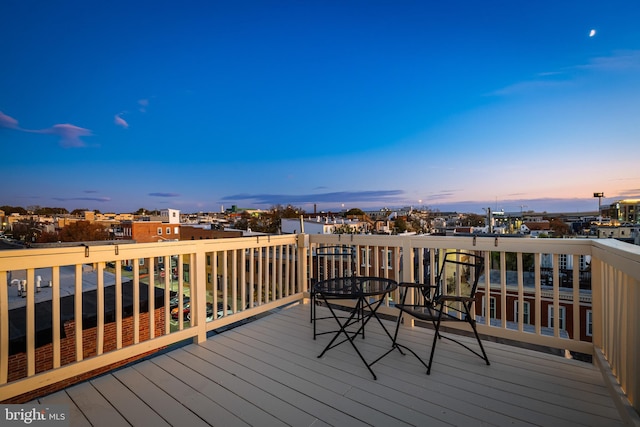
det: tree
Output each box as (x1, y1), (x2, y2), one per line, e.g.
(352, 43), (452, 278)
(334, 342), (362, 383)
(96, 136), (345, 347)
(345, 208), (365, 217)
(333, 223), (356, 234)
(58, 221), (109, 242)
(460, 213), (485, 227)
(34, 207), (68, 215)
(549, 218), (571, 237)
(246, 205), (306, 234)
(11, 220), (42, 243)
(37, 231), (61, 243)
(0, 205), (27, 215)
(394, 218), (408, 234)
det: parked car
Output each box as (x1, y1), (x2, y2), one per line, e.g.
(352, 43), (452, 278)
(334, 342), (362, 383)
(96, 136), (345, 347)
(170, 301), (191, 321)
(187, 302), (232, 322)
(169, 295), (189, 311)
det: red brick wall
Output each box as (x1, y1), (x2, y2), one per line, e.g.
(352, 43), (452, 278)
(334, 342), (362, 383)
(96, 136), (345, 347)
(3, 307), (166, 403)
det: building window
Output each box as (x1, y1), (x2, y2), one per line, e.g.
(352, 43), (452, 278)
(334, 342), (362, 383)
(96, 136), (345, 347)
(514, 300), (530, 324)
(174, 227), (179, 234)
(157, 227), (162, 235)
(166, 227), (171, 235)
(360, 248), (371, 267)
(157, 256), (163, 264)
(381, 249), (393, 269)
(483, 296), (496, 319)
(138, 258), (144, 266)
(586, 310), (593, 336)
(559, 254), (567, 270)
(548, 305), (566, 330)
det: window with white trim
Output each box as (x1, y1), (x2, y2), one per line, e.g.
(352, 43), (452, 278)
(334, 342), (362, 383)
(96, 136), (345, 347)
(166, 227), (171, 235)
(483, 296), (497, 319)
(157, 227), (162, 235)
(514, 300), (530, 324)
(548, 305), (566, 330)
(360, 248), (371, 267)
(586, 310), (593, 336)
(383, 249), (393, 270)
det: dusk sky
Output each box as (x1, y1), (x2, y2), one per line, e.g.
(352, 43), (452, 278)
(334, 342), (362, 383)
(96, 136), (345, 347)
(1, 1), (639, 215)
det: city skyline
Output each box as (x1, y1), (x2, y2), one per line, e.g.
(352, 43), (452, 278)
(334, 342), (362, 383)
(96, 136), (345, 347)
(1, 1), (639, 215)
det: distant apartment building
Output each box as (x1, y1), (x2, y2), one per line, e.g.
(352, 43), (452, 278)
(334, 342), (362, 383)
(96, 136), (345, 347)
(602, 199), (640, 224)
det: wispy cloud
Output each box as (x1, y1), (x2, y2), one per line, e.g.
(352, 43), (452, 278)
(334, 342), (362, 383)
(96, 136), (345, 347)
(32, 124), (92, 148)
(0, 111), (92, 147)
(491, 50), (640, 97)
(114, 114), (129, 129)
(576, 50), (640, 72)
(0, 111), (20, 129)
(149, 192), (180, 198)
(138, 99), (149, 113)
(53, 197), (111, 202)
(491, 79), (572, 96)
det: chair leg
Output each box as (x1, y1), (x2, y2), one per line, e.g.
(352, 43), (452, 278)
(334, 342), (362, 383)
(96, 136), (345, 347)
(469, 319), (490, 366)
(426, 310), (445, 375)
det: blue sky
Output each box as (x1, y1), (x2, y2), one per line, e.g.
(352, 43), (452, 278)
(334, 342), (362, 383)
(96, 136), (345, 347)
(1, 1), (639, 215)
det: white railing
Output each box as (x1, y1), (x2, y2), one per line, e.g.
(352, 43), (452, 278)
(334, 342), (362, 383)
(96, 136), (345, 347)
(0, 235), (306, 402)
(0, 233), (638, 417)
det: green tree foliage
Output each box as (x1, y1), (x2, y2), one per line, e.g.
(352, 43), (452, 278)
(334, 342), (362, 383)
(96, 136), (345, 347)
(34, 207), (69, 215)
(490, 251), (535, 272)
(0, 205), (28, 215)
(58, 221), (109, 242)
(333, 223), (356, 234)
(132, 208), (160, 215)
(247, 205), (306, 233)
(394, 218), (408, 233)
(345, 208), (365, 216)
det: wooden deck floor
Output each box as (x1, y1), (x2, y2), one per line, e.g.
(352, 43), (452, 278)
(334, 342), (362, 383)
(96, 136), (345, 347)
(31, 303), (622, 426)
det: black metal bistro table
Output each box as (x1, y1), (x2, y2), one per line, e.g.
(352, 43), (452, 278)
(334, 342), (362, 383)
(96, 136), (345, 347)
(314, 276), (401, 380)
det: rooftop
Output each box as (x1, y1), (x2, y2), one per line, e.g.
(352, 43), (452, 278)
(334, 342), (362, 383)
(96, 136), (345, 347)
(30, 303), (623, 426)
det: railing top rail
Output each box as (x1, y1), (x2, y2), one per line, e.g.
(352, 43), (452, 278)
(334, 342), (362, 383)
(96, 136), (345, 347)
(309, 234), (596, 254)
(0, 235), (300, 271)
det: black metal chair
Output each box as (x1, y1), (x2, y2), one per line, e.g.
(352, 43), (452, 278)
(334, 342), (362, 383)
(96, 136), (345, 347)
(311, 245), (357, 339)
(392, 251), (490, 374)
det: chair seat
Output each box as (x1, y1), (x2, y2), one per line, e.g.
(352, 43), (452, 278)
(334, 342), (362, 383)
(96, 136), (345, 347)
(396, 300), (473, 323)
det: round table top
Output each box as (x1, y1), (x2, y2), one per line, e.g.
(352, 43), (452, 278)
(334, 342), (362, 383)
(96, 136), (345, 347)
(314, 276), (397, 298)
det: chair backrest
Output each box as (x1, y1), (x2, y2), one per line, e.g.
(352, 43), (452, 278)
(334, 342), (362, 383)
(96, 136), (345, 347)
(433, 251), (484, 311)
(314, 245), (356, 282)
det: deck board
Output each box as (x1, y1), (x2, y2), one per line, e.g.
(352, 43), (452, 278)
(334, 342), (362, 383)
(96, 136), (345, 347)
(37, 390), (92, 427)
(30, 303), (623, 426)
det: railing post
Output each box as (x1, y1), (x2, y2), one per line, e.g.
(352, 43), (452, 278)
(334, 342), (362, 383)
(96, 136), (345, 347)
(401, 237), (416, 327)
(591, 256), (603, 349)
(297, 234), (309, 298)
(193, 244), (208, 344)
